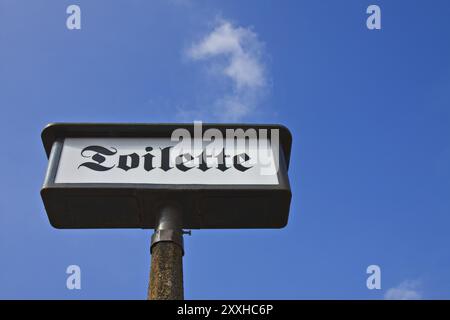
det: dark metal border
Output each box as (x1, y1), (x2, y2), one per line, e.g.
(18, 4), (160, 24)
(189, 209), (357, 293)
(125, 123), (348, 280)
(40, 123), (293, 229)
(41, 123), (292, 169)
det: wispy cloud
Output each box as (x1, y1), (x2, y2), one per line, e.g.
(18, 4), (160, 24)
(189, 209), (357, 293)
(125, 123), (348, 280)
(384, 280), (422, 300)
(186, 19), (268, 121)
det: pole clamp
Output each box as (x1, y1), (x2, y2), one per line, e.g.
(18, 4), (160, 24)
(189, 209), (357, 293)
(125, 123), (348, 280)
(151, 229), (184, 255)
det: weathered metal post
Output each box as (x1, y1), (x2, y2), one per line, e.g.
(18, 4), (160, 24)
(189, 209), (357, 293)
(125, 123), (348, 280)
(148, 203), (184, 300)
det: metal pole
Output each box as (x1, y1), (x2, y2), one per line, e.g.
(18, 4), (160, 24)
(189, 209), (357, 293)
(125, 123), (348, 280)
(147, 203), (184, 300)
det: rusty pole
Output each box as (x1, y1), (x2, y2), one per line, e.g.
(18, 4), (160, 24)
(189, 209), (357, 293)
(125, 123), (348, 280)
(147, 204), (184, 300)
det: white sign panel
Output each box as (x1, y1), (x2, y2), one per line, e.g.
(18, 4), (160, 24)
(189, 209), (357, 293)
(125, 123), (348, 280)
(55, 138), (279, 185)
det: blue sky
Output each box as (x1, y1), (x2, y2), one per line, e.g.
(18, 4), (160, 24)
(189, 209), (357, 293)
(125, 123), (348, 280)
(1, 0), (450, 299)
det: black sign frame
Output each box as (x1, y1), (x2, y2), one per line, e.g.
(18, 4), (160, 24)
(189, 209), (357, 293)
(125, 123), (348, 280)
(41, 123), (293, 229)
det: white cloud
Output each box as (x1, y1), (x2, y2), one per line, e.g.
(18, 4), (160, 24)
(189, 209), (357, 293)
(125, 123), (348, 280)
(384, 280), (422, 300)
(186, 20), (268, 121)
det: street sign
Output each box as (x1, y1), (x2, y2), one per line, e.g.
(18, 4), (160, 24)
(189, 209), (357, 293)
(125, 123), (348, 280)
(41, 123), (292, 229)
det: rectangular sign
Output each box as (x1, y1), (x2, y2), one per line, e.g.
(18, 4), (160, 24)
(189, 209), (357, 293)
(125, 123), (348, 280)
(40, 123), (292, 229)
(55, 137), (279, 185)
